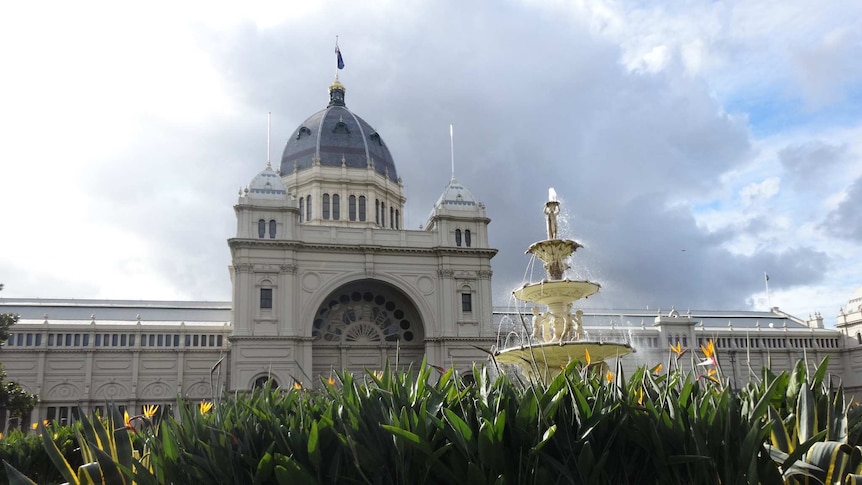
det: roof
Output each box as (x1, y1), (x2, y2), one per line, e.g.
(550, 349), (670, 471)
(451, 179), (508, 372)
(0, 298), (232, 323)
(246, 163), (288, 199)
(279, 81), (398, 182)
(433, 178), (480, 210)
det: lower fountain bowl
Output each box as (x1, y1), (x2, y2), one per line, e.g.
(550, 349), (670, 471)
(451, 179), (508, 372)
(494, 341), (634, 381)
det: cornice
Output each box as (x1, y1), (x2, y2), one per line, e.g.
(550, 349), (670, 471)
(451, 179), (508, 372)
(228, 238), (498, 257)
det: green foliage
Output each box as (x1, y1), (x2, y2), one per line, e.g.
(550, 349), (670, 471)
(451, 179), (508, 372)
(5, 356), (862, 484)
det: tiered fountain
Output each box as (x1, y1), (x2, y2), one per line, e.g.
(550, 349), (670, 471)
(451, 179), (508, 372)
(494, 189), (633, 381)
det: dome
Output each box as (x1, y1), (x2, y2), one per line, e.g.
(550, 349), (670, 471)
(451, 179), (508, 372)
(246, 163), (288, 199)
(433, 178), (479, 210)
(280, 81), (398, 182)
(846, 285), (862, 313)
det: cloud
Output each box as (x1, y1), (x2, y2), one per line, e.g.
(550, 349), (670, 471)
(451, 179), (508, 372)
(1, 0), (860, 322)
(778, 140), (848, 190)
(822, 177), (862, 242)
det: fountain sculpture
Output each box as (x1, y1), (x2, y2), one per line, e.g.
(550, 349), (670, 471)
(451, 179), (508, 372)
(494, 189), (633, 381)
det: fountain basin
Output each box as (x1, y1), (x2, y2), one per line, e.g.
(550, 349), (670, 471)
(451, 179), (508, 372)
(495, 341), (634, 378)
(513, 280), (600, 306)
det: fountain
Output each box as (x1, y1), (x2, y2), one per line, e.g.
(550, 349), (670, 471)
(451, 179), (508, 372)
(494, 188), (634, 381)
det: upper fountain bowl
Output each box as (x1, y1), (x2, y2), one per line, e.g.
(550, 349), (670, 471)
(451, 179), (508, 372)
(513, 279), (601, 306)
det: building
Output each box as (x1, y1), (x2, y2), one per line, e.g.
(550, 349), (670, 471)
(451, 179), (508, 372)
(2, 75), (862, 430)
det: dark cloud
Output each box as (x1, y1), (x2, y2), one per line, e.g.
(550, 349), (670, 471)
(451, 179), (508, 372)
(178, 1), (800, 310)
(822, 176), (862, 242)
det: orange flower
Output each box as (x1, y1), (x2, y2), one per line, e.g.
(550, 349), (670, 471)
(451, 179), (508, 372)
(669, 342), (688, 359)
(584, 348), (591, 366)
(293, 381), (303, 390)
(199, 401), (213, 414)
(43, 419), (50, 426)
(30, 422), (38, 430)
(698, 340), (717, 366)
(327, 376), (336, 386)
(124, 410), (132, 428)
(635, 388), (644, 405)
(653, 363), (663, 374)
(706, 368), (719, 383)
(143, 404), (159, 419)
(605, 370), (614, 383)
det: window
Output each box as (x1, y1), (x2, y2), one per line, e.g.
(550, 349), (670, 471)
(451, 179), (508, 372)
(217, 335), (223, 346)
(375, 199), (380, 224)
(269, 219), (276, 239)
(461, 293), (472, 312)
(455, 229), (462, 247)
(349, 195), (357, 221)
(94, 334), (100, 346)
(359, 196), (366, 221)
(333, 194), (340, 220)
(261, 288), (273, 309)
(390, 207), (394, 228)
(381, 203), (386, 226)
(395, 210), (400, 229)
(465, 229), (471, 247)
(323, 194), (330, 219)
(299, 197), (304, 222)
(306, 195), (311, 221)
(258, 219), (266, 238)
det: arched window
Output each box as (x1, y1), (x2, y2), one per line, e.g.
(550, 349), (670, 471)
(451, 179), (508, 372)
(857, 332), (861, 345)
(381, 203), (386, 227)
(269, 219), (276, 239)
(306, 195), (311, 221)
(455, 229), (462, 246)
(395, 209), (400, 229)
(323, 194), (331, 220)
(332, 194), (340, 220)
(299, 197), (304, 222)
(390, 207), (394, 228)
(258, 219), (266, 239)
(260, 288), (273, 309)
(375, 199), (380, 224)
(465, 229), (471, 247)
(349, 195), (357, 221)
(252, 376), (278, 391)
(461, 289), (472, 312)
(359, 196), (366, 221)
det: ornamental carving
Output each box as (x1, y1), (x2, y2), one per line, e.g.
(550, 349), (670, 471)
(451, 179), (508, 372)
(234, 263), (253, 273)
(437, 269), (454, 278)
(280, 264), (298, 274)
(477, 270), (493, 279)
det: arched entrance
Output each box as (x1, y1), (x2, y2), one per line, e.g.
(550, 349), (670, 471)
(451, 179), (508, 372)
(311, 279), (425, 379)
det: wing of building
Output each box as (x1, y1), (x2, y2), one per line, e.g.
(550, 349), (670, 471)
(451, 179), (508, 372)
(2, 76), (862, 430)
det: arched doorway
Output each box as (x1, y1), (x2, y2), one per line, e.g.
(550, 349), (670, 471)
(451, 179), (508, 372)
(311, 279), (425, 379)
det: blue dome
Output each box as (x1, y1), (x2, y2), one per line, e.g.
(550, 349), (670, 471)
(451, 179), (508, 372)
(280, 81), (398, 182)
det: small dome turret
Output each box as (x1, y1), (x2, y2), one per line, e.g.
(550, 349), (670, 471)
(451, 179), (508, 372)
(433, 178), (479, 210)
(246, 163), (288, 200)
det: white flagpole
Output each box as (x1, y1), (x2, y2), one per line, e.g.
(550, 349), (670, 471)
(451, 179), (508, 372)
(449, 124), (455, 180)
(764, 272), (771, 308)
(267, 112), (271, 167)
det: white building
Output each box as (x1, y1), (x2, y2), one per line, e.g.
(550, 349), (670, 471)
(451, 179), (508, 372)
(2, 77), (862, 430)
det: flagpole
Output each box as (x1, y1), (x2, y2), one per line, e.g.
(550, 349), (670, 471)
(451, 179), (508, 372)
(764, 272), (771, 308)
(335, 35), (339, 80)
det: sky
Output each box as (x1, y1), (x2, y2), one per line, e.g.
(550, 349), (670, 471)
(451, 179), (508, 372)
(1, 0), (861, 323)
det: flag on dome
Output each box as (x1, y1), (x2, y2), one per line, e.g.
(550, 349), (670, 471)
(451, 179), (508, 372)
(336, 46), (345, 70)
